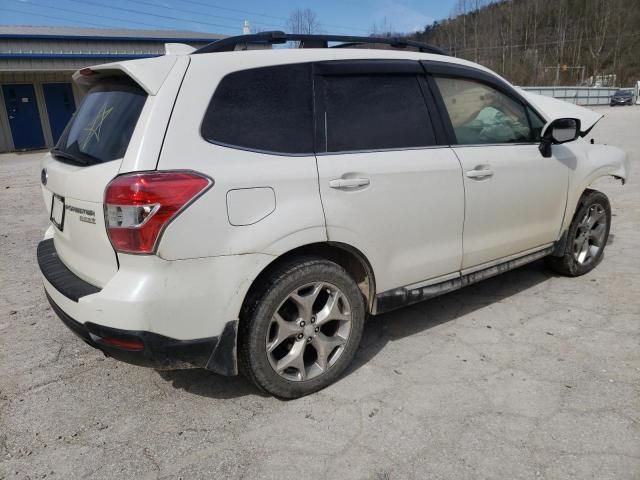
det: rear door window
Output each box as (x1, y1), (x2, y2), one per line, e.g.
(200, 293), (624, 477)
(320, 74), (436, 153)
(54, 77), (147, 165)
(201, 63), (314, 155)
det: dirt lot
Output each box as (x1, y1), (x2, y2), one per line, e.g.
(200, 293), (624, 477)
(1, 106), (639, 480)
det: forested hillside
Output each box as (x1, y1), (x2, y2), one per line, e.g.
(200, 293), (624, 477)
(411, 0), (640, 87)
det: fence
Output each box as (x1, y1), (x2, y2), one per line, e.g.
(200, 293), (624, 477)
(521, 86), (620, 106)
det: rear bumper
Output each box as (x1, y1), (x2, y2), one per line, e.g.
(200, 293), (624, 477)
(46, 292), (237, 373)
(47, 295), (238, 375)
(37, 239), (101, 302)
(38, 238), (243, 374)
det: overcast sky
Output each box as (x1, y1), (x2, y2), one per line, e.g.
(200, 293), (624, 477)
(1, 0), (458, 35)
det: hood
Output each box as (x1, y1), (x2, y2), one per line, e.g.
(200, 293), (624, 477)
(518, 89), (604, 137)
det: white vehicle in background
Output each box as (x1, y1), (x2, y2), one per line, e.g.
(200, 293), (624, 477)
(37, 32), (630, 398)
(636, 80), (640, 104)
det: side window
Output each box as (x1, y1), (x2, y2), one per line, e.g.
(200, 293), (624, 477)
(201, 63), (313, 154)
(434, 77), (534, 145)
(322, 74), (436, 152)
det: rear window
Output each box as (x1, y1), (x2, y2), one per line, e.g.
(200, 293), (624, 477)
(321, 74), (436, 153)
(53, 77), (146, 165)
(201, 63), (314, 155)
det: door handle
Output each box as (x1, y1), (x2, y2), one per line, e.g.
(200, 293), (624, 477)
(466, 168), (494, 179)
(329, 177), (370, 189)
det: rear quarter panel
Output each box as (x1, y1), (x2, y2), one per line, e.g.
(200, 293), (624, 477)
(156, 53), (327, 260)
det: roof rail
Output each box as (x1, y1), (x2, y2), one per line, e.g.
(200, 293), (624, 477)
(192, 31), (446, 55)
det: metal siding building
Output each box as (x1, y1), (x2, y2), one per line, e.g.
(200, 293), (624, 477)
(0, 26), (224, 153)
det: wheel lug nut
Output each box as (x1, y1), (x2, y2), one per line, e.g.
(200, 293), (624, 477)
(299, 320), (305, 327)
(311, 316), (316, 324)
(297, 333), (304, 340)
(307, 337), (312, 343)
(315, 327), (320, 333)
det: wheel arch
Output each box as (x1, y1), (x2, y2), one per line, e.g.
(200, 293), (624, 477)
(241, 242), (377, 316)
(560, 143), (628, 234)
(552, 187), (598, 256)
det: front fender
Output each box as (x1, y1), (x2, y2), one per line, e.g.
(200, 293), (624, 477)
(561, 141), (629, 232)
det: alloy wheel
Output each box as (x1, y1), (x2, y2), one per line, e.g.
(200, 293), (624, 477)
(266, 282), (352, 382)
(573, 203), (607, 265)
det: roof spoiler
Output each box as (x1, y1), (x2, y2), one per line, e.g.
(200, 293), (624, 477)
(165, 43), (195, 55)
(72, 55), (180, 95)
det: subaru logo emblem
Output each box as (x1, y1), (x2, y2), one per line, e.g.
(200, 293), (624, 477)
(41, 168), (48, 185)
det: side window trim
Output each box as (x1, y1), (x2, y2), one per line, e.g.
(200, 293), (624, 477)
(314, 59), (423, 76)
(416, 75), (449, 146)
(422, 61), (546, 146)
(312, 60), (449, 154)
(311, 62), (327, 154)
(423, 74), (457, 146)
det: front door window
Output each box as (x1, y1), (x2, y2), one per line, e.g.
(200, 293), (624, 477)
(434, 77), (534, 145)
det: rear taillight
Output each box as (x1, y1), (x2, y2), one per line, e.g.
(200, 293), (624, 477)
(104, 171), (212, 254)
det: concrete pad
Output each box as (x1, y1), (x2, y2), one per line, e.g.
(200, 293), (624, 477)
(0, 107), (638, 479)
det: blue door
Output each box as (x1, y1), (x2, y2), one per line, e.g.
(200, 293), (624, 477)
(43, 83), (76, 144)
(2, 84), (45, 150)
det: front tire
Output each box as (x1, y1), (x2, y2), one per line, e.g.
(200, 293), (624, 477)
(239, 257), (365, 399)
(546, 189), (611, 276)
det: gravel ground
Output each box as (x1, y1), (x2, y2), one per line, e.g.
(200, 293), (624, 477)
(1, 106), (639, 480)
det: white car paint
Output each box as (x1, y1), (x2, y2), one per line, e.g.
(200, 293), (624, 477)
(561, 139), (630, 233)
(316, 148), (464, 292)
(453, 143), (568, 268)
(40, 159), (120, 286)
(39, 47), (630, 348)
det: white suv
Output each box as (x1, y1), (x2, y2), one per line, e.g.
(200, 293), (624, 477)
(37, 33), (629, 398)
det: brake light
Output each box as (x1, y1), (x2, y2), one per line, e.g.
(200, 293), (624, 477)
(104, 171), (212, 254)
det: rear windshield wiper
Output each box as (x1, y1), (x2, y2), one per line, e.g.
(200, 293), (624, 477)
(50, 148), (91, 166)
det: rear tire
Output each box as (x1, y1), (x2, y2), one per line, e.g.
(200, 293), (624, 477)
(545, 189), (611, 276)
(238, 257), (365, 399)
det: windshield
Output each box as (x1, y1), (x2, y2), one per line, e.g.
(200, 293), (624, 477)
(615, 90), (631, 96)
(53, 77), (147, 165)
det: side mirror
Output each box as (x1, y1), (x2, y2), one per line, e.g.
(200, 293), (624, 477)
(539, 118), (581, 158)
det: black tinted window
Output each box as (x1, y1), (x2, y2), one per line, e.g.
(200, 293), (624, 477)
(54, 77), (146, 165)
(322, 74), (435, 152)
(202, 63), (313, 154)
